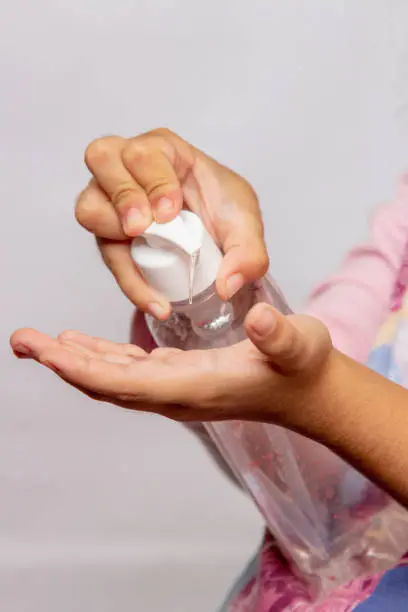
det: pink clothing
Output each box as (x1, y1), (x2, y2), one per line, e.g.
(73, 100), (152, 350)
(307, 175), (408, 362)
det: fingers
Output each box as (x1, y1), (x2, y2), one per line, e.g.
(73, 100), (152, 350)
(80, 130), (269, 306)
(83, 132), (189, 239)
(211, 181), (269, 299)
(11, 328), (64, 358)
(75, 180), (126, 241)
(121, 134), (183, 222)
(10, 328), (147, 394)
(60, 340), (135, 365)
(85, 136), (153, 236)
(216, 219), (269, 300)
(76, 179), (172, 313)
(10, 328), (187, 407)
(58, 330), (146, 359)
(245, 304), (320, 375)
(97, 239), (171, 318)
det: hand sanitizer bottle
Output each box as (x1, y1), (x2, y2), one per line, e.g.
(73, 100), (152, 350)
(131, 211), (402, 597)
(131, 210), (290, 350)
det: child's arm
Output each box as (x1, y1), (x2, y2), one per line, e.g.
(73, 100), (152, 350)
(131, 177), (408, 488)
(13, 299), (408, 509)
(185, 178), (408, 485)
(291, 347), (408, 509)
(183, 178), (408, 486)
(306, 176), (408, 362)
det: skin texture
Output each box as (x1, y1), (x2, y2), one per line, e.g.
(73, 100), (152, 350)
(301, 349), (408, 510)
(10, 305), (408, 509)
(75, 129), (269, 318)
(10, 129), (408, 510)
(10, 306), (331, 423)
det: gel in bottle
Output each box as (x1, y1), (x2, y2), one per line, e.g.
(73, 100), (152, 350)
(131, 211), (385, 592)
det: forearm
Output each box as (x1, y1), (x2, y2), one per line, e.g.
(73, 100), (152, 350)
(293, 350), (408, 508)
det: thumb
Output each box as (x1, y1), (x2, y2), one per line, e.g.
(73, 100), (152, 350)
(216, 219), (269, 300)
(245, 304), (330, 375)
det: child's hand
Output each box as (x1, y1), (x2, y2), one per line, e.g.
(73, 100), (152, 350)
(76, 129), (269, 318)
(10, 305), (333, 432)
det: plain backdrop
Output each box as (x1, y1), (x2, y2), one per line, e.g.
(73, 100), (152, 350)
(1, 1), (408, 611)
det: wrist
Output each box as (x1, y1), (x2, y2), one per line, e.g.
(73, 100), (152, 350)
(291, 349), (354, 441)
(279, 348), (345, 440)
(248, 347), (343, 434)
(290, 349), (404, 476)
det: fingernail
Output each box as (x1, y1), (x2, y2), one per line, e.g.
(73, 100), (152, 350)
(155, 197), (174, 219)
(123, 208), (145, 235)
(250, 307), (276, 338)
(148, 302), (169, 319)
(13, 343), (32, 356)
(225, 273), (245, 299)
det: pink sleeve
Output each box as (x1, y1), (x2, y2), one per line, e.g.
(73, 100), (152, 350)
(305, 175), (408, 363)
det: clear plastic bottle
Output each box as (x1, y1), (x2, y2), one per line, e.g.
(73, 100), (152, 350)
(132, 211), (408, 598)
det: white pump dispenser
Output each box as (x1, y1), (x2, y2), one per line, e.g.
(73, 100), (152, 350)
(131, 211), (222, 303)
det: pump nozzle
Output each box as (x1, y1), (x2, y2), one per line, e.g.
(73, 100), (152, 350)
(143, 214), (203, 256)
(131, 211), (222, 304)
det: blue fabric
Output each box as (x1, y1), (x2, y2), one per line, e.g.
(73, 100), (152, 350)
(355, 565), (408, 610)
(217, 552), (260, 612)
(366, 343), (401, 383)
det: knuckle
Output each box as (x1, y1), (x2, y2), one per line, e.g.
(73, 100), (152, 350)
(257, 251), (270, 276)
(112, 185), (135, 207)
(151, 348), (181, 361)
(111, 183), (139, 209)
(74, 191), (97, 228)
(145, 178), (176, 198)
(85, 138), (113, 168)
(122, 140), (177, 197)
(278, 327), (305, 367)
(247, 182), (259, 203)
(124, 344), (145, 358)
(58, 330), (76, 342)
(268, 318), (294, 354)
(149, 127), (173, 139)
(122, 139), (153, 165)
(123, 138), (164, 166)
(93, 338), (104, 353)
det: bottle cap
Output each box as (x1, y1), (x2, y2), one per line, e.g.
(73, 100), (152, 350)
(131, 211), (222, 303)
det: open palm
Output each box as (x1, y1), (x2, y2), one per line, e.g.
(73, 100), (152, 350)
(10, 307), (332, 427)
(10, 327), (270, 422)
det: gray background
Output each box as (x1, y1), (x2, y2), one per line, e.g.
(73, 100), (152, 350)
(1, 1), (408, 611)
